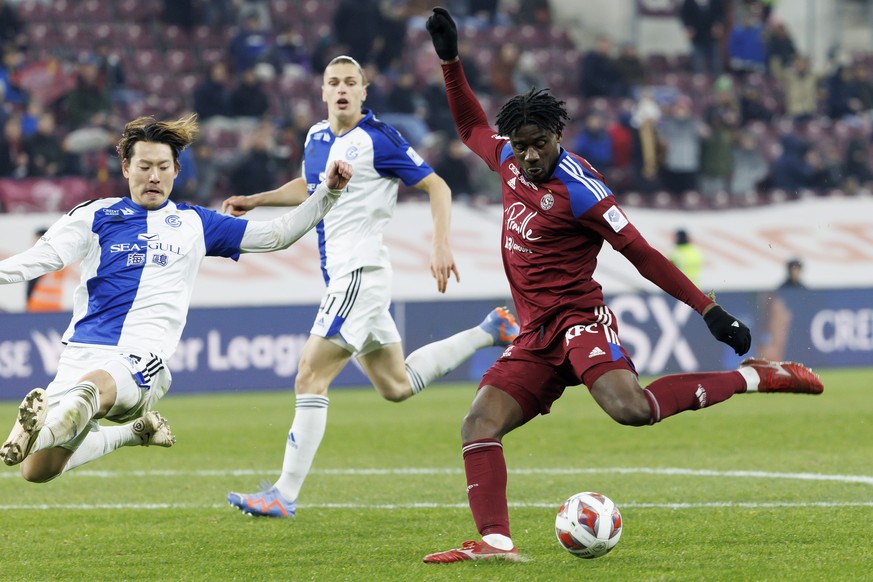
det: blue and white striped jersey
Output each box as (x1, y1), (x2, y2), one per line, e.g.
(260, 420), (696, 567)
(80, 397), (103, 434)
(44, 197), (247, 359)
(301, 109), (433, 284)
(0, 182), (342, 361)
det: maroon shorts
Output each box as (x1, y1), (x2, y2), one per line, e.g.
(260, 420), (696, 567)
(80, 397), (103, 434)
(480, 306), (636, 422)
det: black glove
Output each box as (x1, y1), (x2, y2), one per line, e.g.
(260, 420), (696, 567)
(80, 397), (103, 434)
(704, 304), (751, 356)
(426, 7), (459, 61)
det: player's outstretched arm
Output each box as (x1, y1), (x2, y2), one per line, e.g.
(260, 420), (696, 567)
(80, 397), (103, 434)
(0, 243), (65, 285)
(221, 177), (309, 216)
(702, 303), (751, 356)
(426, 7), (460, 64)
(414, 172), (460, 293)
(239, 161), (352, 253)
(618, 235), (750, 355)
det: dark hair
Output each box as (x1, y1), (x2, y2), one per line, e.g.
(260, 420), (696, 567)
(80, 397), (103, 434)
(495, 87), (569, 137)
(115, 113), (199, 167)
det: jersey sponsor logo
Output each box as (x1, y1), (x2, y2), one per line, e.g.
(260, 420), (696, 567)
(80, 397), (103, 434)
(507, 162), (538, 190)
(110, 242), (183, 255)
(565, 323), (599, 346)
(345, 145), (359, 160)
(138, 233), (160, 241)
(540, 193), (554, 210)
(505, 202), (542, 242)
(103, 207), (135, 216)
(504, 236), (533, 254)
(152, 254), (168, 267)
(406, 146), (424, 166)
(165, 215), (182, 228)
(603, 205), (629, 233)
(507, 177), (517, 190)
(126, 253), (146, 266)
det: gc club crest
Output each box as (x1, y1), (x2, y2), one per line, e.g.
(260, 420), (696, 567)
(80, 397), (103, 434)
(345, 146), (359, 160)
(540, 193), (554, 210)
(165, 215), (182, 228)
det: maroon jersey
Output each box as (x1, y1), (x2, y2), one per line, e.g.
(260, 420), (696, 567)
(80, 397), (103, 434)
(442, 61), (711, 350)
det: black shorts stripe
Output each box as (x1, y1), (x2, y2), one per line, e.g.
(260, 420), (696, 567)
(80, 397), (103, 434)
(335, 268), (363, 319)
(139, 353), (165, 384)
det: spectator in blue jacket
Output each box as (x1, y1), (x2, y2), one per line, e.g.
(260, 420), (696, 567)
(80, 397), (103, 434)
(728, 5), (767, 74)
(573, 112), (613, 172)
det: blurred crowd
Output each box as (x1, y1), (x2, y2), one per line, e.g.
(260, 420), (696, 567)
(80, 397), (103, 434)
(0, 0), (872, 210)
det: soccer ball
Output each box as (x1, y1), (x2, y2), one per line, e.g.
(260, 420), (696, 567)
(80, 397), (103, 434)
(554, 491), (622, 559)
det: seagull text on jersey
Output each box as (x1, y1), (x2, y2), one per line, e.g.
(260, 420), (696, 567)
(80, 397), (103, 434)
(109, 242), (184, 255)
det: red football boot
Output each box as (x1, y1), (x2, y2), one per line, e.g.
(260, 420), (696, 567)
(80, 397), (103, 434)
(423, 540), (521, 563)
(739, 358), (824, 394)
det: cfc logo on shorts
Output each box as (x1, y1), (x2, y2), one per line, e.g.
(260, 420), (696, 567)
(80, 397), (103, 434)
(565, 324), (598, 346)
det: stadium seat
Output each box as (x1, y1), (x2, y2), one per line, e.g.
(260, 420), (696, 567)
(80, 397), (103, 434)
(142, 72), (170, 94)
(93, 23), (113, 44)
(192, 25), (229, 49)
(46, 0), (73, 22)
(17, 0), (51, 22)
(178, 73), (199, 94)
(165, 50), (197, 74)
(58, 23), (81, 47)
(124, 23), (154, 48)
(76, 0), (112, 22)
(26, 22), (52, 46)
(162, 25), (191, 49)
(117, 0), (160, 22)
(131, 49), (162, 74)
(198, 48), (226, 67)
(0, 178), (93, 213)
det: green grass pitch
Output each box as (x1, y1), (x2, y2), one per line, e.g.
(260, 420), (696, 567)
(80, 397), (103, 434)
(1, 367), (871, 581)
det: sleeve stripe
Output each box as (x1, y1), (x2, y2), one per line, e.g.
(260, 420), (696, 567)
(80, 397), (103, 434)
(67, 198), (101, 216)
(559, 158), (610, 200)
(369, 119), (404, 147)
(499, 142), (513, 165)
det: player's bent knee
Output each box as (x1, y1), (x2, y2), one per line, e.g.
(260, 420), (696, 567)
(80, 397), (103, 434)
(380, 389), (411, 403)
(19, 464), (61, 483)
(607, 400), (651, 426)
(460, 410), (503, 440)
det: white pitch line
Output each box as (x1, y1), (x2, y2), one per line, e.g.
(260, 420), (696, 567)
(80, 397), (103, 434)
(2, 466), (871, 486)
(0, 501), (873, 511)
(1, 501), (872, 511)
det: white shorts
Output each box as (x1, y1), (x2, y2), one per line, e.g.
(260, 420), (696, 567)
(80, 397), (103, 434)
(46, 345), (172, 450)
(310, 266), (401, 355)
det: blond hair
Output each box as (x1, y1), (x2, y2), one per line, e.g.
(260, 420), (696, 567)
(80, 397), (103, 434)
(325, 55), (368, 86)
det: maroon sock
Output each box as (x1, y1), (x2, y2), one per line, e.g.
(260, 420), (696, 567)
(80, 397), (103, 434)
(644, 370), (745, 423)
(462, 438), (510, 538)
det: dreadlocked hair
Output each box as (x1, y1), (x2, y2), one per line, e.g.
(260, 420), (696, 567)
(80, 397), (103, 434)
(116, 113), (200, 166)
(495, 88), (569, 138)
